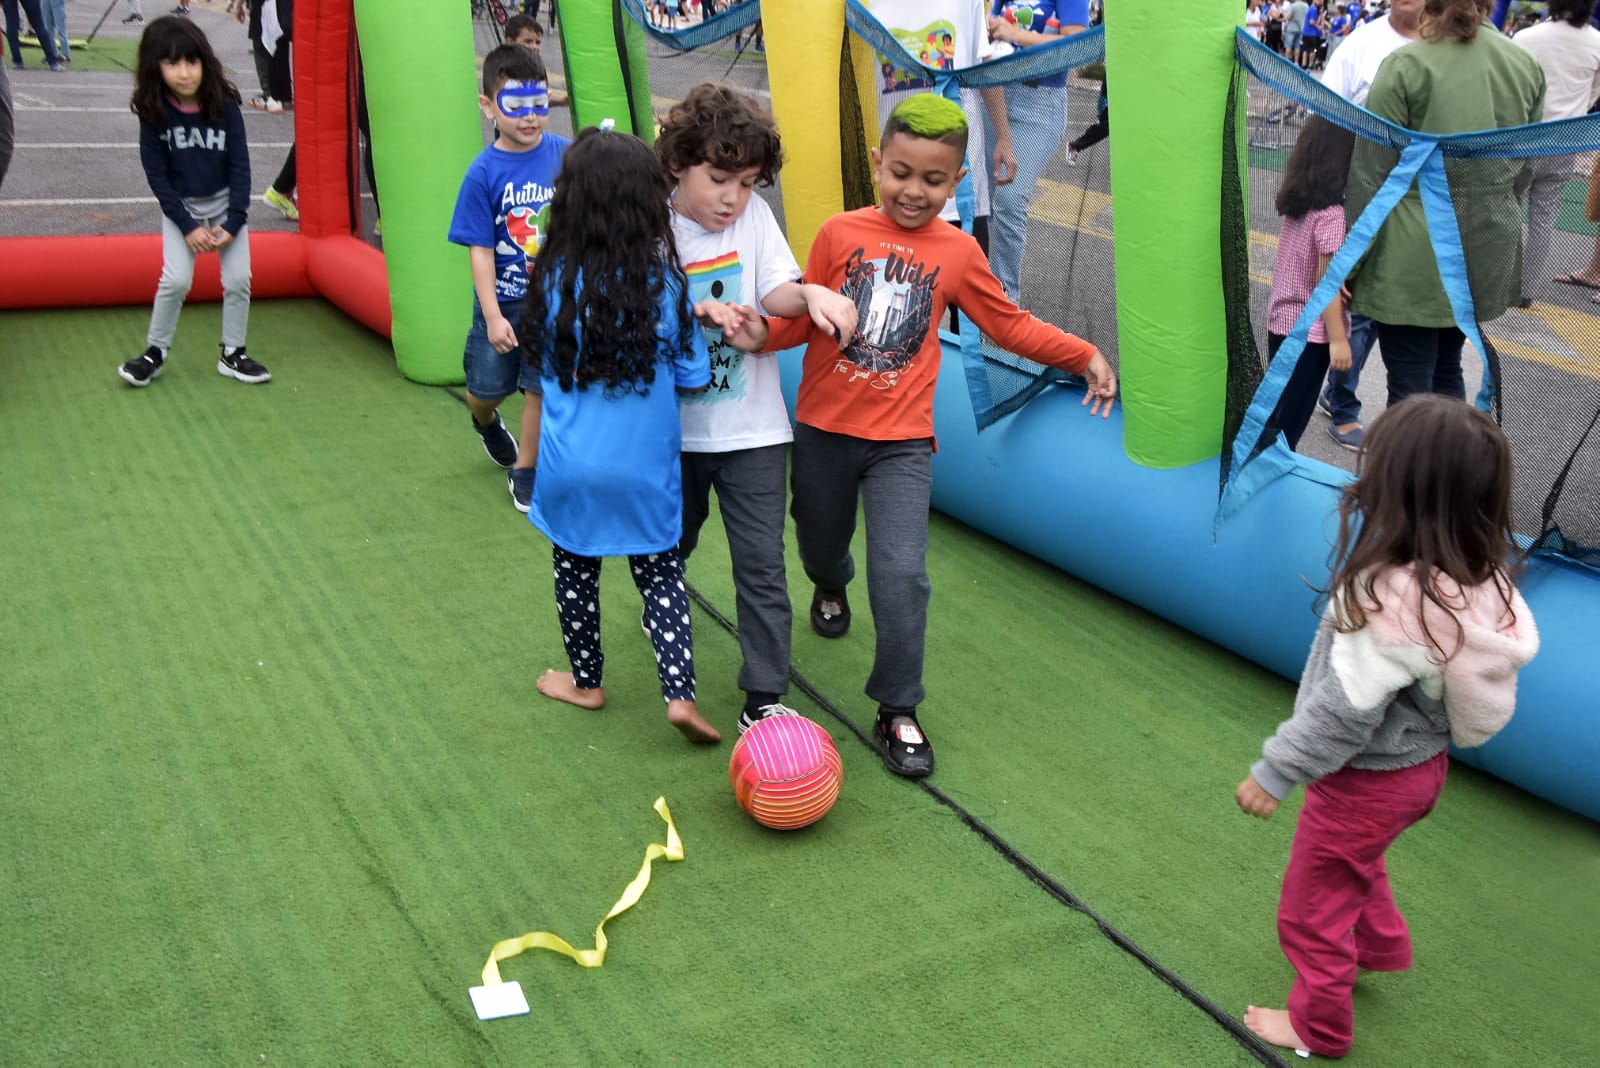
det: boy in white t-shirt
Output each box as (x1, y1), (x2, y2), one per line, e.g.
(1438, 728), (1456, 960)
(655, 83), (859, 735)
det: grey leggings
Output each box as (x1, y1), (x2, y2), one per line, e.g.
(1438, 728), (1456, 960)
(148, 190), (251, 351)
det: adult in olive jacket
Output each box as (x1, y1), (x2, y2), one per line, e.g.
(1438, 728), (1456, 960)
(1345, 0), (1545, 406)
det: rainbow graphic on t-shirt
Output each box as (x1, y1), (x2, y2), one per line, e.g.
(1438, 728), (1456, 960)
(682, 250), (746, 404)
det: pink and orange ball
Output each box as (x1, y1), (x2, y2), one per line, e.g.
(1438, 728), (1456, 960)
(729, 715), (843, 830)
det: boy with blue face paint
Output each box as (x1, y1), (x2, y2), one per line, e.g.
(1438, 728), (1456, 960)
(447, 44), (570, 510)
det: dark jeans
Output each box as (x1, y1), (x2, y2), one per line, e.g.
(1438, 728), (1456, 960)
(4, 0), (60, 66)
(1374, 322), (1466, 406)
(1267, 332), (1332, 449)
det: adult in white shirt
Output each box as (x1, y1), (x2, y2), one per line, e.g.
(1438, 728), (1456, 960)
(1514, 0), (1600, 298)
(1312, 0), (1419, 450)
(870, 0), (1018, 228)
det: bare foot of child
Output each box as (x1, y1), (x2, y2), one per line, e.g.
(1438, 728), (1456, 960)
(666, 699), (721, 744)
(1244, 1005), (1309, 1053)
(536, 670), (606, 709)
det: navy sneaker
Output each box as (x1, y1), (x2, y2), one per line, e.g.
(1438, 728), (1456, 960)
(508, 467), (534, 512)
(473, 411), (518, 468)
(875, 707), (934, 778)
(118, 345), (165, 387)
(736, 702), (800, 735)
(810, 587), (850, 638)
(217, 346), (271, 383)
(1327, 423), (1365, 451)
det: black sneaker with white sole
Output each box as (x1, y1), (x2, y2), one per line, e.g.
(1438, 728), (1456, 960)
(875, 706), (934, 778)
(118, 345), (165, 387)
(473, 411), (518, 468)
(217, 346), (272, 383)
(737, 701), (800, 735)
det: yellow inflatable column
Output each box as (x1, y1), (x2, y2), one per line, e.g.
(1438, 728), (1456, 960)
(763, 1), (847, 262)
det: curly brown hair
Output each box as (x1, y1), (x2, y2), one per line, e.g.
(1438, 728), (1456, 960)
(655, 82), (783, 187)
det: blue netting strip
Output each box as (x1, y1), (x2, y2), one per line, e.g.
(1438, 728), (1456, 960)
(618, 0), (761, 51)
(1235, 28), (1600, 157)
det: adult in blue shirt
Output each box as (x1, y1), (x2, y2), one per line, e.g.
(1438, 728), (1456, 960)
(984, 0), (1090, 306)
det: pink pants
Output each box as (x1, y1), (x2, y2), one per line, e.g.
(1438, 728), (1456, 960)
(1278, 751), (1449, 1057)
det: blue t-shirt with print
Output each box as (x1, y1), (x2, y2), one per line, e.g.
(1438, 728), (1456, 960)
(447, 134), (571, 304)
(994, 0), (1085, 89)
(1303, 4), (1323, 37)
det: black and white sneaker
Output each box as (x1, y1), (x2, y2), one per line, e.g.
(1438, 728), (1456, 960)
(737, 702), (800, 735)
(473, 411), (518, 468)
(118, 345), (165, 387)
(120, 12), (142, 22)
(218, 346), (272, 383)
(508, 468), (534, 512)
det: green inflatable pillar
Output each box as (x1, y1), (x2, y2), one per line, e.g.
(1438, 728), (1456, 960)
(1105, 4), (1242, 466)
(559, 0), (655, 139)
(353, 0), (481, 383)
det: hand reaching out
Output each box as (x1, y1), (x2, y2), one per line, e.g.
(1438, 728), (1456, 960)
(800, 283), (858, 343)
(1081, 351), (1117, 418)
(694, 300), (768, 351)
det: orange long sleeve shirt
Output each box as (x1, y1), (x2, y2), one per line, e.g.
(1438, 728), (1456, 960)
(766, 208), (1099, 442)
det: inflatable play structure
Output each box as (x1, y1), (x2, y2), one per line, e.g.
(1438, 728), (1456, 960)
(1, 0), (1593, 821)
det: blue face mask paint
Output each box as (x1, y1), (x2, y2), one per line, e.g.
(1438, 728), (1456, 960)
(496, 80), (550, 119)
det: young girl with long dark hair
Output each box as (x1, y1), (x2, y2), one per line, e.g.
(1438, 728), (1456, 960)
(1236, 395), (1540, 1058)
(123, 16), (267, 388)
(520, 127), (764, 745)
(1264, 115), (1354, 448)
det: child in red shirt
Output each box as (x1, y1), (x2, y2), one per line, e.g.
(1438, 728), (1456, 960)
(765, 94), (1117, 778)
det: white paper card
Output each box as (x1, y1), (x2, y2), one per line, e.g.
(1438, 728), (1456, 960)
(470, 981), (530, 1020)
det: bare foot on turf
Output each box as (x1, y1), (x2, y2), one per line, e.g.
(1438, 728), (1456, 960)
(536, 670), (605, 709)
(666, 699), (721, 744)
(1245, 1006), (1309, 1053)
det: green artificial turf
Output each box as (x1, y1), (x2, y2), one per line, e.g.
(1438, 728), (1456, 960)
(1, 300), (1595, 1065)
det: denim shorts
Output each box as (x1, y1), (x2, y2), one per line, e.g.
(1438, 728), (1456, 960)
(463, 296), (542, 401)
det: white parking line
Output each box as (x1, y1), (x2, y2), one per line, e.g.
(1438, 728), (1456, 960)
(0, 193), (376, 206)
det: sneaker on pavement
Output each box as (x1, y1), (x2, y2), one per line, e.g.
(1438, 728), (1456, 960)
(810, 587), (850, 638)
(508, 468), (534, 512)
(875, 707), (934, 778)
(1316, 393), (1333, 419)
(217, 346), (272, 383)
(264, 97), (284, 114)
(1327, 423), (1365, 451)
(263, 185), (299, 220)
(121, 12), (143, 22)
(473, 411), (518, 468)
(118, 345), (165, 388)
(170, 5), (189, 14)
(736, 702), (800, 736)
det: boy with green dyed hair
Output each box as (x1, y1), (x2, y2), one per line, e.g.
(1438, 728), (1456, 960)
(764, 94), (1118, 779)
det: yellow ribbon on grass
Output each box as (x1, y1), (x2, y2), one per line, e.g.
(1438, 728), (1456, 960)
(480, 796), (683, 987)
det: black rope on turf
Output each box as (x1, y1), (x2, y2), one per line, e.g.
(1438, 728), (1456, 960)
(685, 581), (1291, 1068)
(436, 382), (1287, 1066)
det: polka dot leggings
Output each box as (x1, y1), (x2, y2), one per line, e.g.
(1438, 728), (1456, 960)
(552, 544), (696, 702)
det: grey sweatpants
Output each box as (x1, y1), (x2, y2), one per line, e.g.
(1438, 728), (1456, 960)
(680, 443), (791, 698)
(790, 423), (932, 710)
(149, 189), (252, 351)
